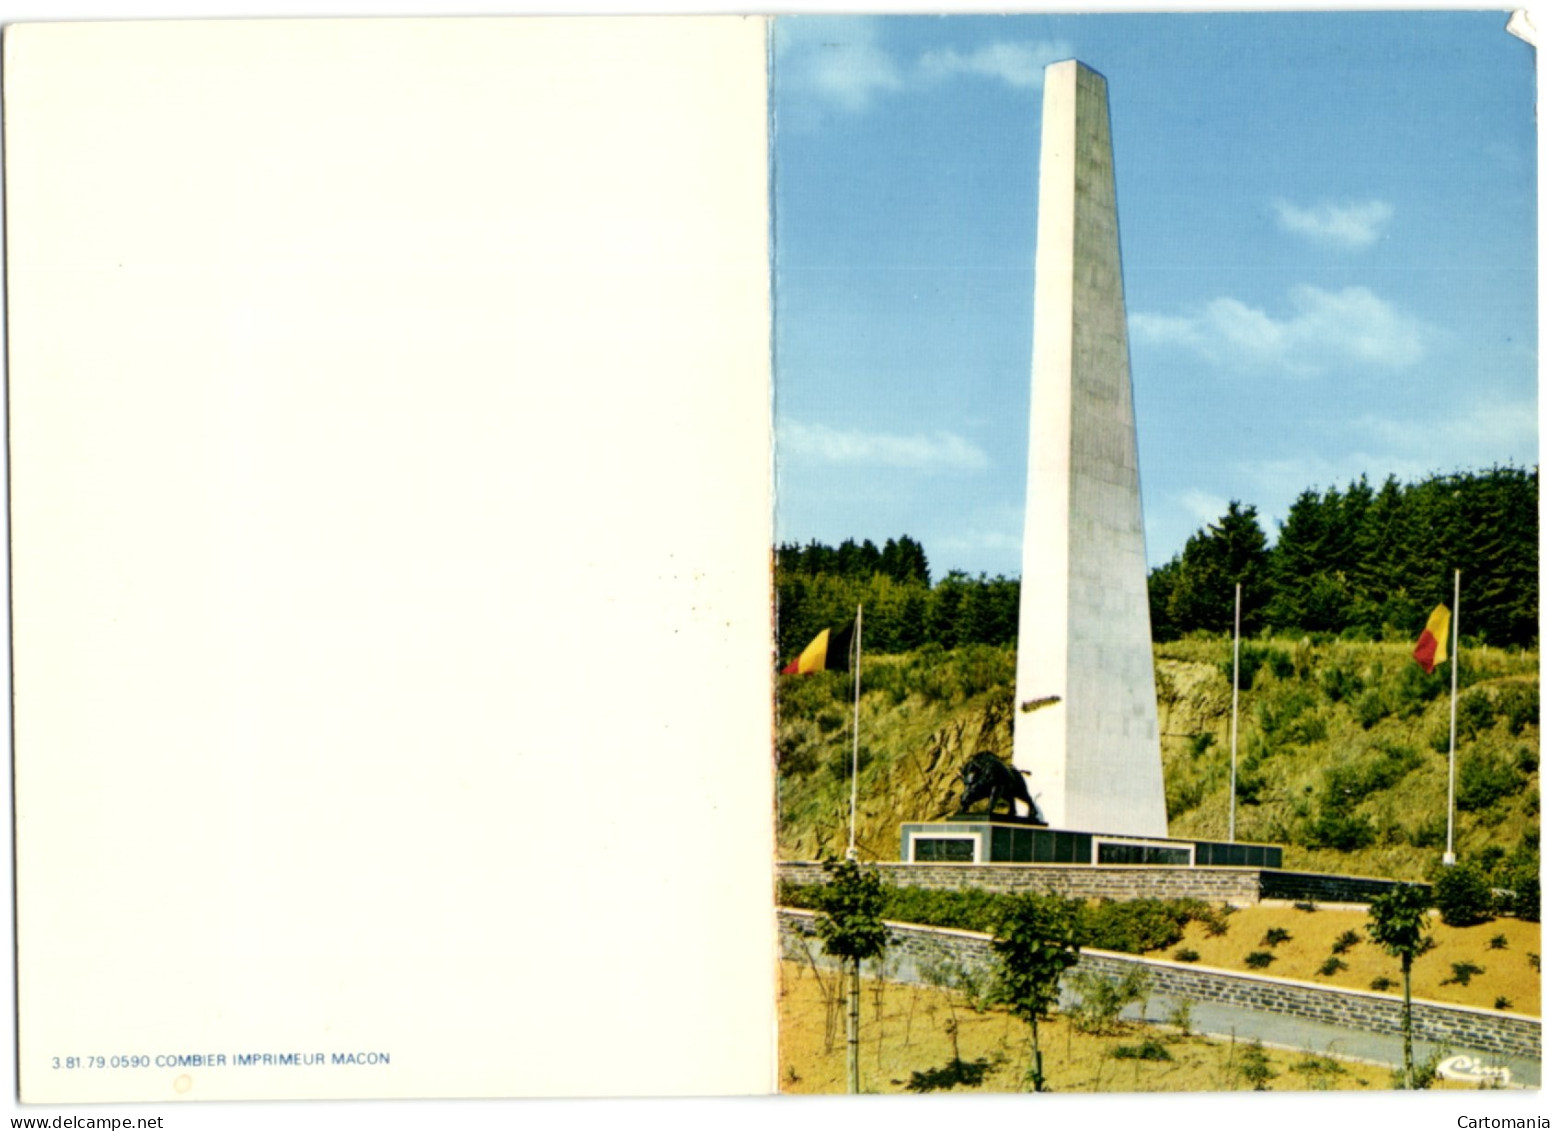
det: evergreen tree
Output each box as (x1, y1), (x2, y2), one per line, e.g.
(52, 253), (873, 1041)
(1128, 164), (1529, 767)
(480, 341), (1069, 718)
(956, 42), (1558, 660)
(1164, 502), (1270, 634)
(893, 535), (931, 586)
(1150, 468), (1536, 646)
(957, 574), (1004, 646)
(898, 587), (928, 652)
(929, 572), (968, 649)
(1269, 488), (1338, 631)
(1147, 557), (1179, 641)
(800, 539), (833, 576)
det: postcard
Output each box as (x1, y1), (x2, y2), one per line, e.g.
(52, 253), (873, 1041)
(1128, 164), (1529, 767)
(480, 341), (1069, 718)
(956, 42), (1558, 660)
(5, 6), (1545, 1117)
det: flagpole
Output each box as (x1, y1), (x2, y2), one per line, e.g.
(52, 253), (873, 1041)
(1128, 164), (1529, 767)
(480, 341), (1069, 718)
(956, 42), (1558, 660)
(848, 603), (863, 861)
(1444, 569), (1461, 866)
(1228, 582), (1240, 842)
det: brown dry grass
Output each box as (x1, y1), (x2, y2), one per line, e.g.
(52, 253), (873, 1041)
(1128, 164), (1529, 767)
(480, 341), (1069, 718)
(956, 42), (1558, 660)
(777, 959), (1404, 1095)
(1145, 902), (1540, 1016)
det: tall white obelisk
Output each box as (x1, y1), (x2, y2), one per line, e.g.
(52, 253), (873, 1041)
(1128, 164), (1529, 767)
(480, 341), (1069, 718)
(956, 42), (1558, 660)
(1013, 60), (1167, 838)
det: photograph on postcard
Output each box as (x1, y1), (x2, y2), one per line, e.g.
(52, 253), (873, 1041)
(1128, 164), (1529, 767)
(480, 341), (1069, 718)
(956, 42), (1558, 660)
(769, 12), (1538, 1095)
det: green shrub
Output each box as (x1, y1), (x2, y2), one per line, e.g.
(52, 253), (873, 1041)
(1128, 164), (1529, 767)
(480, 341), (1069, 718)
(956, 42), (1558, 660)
(1261, 927), (1292, 947)
(776, 879), (820, 909)
(1110, 1038), (1172, 1061)
(1367, 743), (1425, 788)
(1082, 898), (1204, 955)
(1488, 933), (1508, 951)
(1299, 809), (1375, 851)
(1219, 649), (1264, 691)
(1497, 683), (1540, 735)
(1493, 859), (1540, 923)
(1457, 750), (1525, 810)
(1320, 745), (1422, 810)
(1266, 649), (1295, 679)
(1472, 844), (1506, 871)
(1295, 1053), (1347, 1090)
(880, 885), (1010, 934)
(1392, 1056), (1439, 1090)
(1495, 996), (1512, 1011)
(1236, 1040), (1278, 1090)
(1352, 688), (1390, 730)
(775, 728), (818, 777)
(1290, 712), (1330, 744)
(1243, 951), (1275, 969)
(786, 884), (1239, 953)
(1317, 956), (1348, 977)
(1173, 948), (1200, 963)
(1527, 953), (1540, 972)
(830, 745), (873, 781)
(1370, 976), (1394, 992)
(1441, 961), (1484, 986)
(1189, 731), (1215, 758)
(1458, 690), (1496, 737)
(1390, 661), (1442, 714)
(1067, 969), (1148, 1035)
(1258, 686), (1323, 744)
(1293, 901), (1317, 913)
(1165, 777), (1206, 822)
(1320, 665), (1363, 702)
(1331, 929), (1361, 955)
(1433, 862), (1493, 927)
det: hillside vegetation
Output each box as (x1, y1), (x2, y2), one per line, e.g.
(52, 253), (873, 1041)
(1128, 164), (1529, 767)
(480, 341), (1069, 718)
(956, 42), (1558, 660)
(774, 637), (1539, 887)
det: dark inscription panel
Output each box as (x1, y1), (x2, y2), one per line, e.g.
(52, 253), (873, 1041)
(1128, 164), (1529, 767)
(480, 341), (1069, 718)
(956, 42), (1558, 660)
(913, 837), (976, 863)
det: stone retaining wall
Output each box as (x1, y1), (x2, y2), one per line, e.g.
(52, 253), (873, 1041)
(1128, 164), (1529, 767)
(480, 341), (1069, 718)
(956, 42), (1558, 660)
(1256, 871), (1422, 904)
(777, 909), (1540, 1063)
(776, 861), (1425, 907)
(777, 860), (1263, 902)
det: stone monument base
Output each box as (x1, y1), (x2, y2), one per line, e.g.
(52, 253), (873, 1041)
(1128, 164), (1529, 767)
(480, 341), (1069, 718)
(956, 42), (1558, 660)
(900, 817), (1281, 868)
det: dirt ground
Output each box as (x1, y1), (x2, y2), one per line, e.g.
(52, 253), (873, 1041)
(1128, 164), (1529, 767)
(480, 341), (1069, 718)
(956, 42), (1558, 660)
(777, 959), (1406, 1095)
(1140, 902), (1540, 1016)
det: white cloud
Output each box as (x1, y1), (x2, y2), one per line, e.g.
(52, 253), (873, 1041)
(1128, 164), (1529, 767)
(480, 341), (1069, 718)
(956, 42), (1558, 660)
(1130, 284), (1426, 375)
(1273, 199), (1394, 249)
(935, 529), (1023, 557)
(776, 23), (1071, 110)
(774, 18), (901, 112)
(1129, 312), (1204, 349)
(780, 419), (989, 470)
(1346, 399), (1538, 468)
(1176, 489), (1230, 528)
(918, 40), (1073, 89)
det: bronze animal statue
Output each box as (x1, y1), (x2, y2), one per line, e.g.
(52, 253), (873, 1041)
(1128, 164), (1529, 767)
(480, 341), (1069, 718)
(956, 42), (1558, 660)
(957, 751), (1042, 823)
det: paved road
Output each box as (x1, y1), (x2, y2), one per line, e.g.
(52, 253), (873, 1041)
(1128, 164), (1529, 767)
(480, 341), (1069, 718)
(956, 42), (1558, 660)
(1128, 988), (1539, 1088)
(857, 935), (1540, 1088)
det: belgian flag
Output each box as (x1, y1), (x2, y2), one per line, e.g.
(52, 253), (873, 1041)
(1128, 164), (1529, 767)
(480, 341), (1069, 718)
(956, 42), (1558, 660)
(781, 621), (857, 675)
(1414, 603), (1451, 674)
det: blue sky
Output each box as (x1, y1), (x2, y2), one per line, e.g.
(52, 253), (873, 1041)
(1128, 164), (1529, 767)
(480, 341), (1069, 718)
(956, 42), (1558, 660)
(771, 12), (1538, 578)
